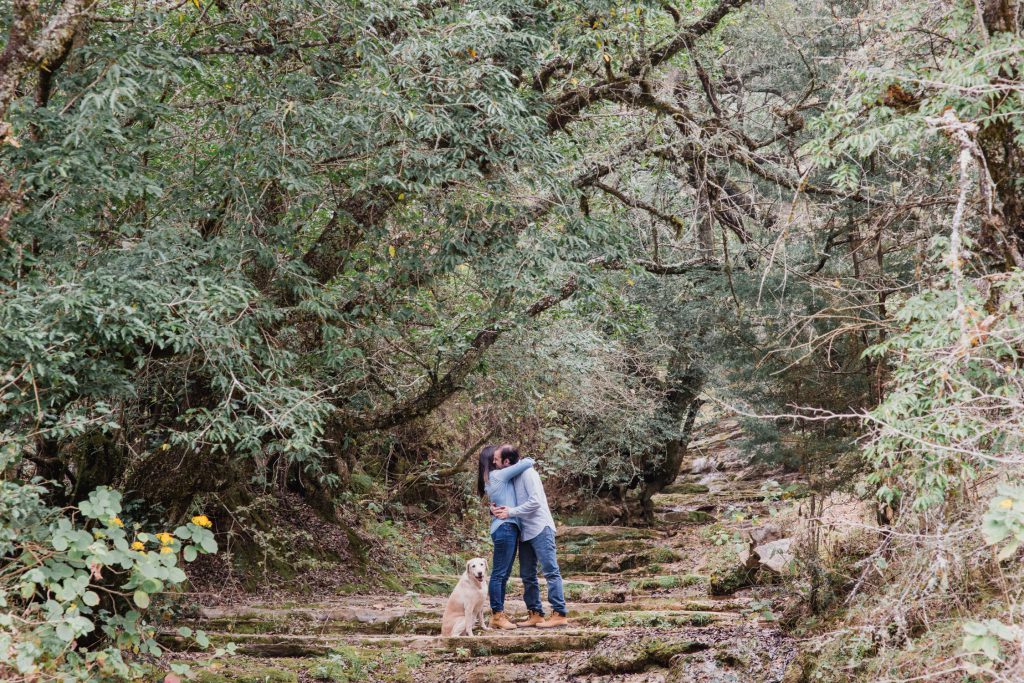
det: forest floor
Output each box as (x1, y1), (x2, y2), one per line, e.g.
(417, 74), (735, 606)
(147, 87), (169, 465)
(162, 421), (812, 682)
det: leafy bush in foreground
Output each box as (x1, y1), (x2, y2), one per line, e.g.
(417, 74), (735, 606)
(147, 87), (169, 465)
(0, 480), (218, 680)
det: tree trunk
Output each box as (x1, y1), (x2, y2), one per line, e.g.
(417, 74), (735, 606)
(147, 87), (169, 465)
(639, 359), (706, 523)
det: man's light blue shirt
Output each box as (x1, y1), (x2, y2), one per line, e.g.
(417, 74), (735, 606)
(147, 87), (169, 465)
(485, 458), (534, 536)
(509, 465), (556, 542)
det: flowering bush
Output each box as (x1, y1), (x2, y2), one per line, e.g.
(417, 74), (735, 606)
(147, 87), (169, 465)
(0, 482), (219, 680)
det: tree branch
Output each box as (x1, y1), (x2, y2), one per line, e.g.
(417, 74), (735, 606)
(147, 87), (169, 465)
(592, 180), (685, 235)
(0, 0), (96, 133)
(545, 0), (750, 132)
(337, 274), (579, 433)
(588, 256), (721, 276)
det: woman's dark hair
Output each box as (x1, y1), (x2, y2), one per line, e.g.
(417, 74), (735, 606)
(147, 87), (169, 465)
(477, 445), (496, 497)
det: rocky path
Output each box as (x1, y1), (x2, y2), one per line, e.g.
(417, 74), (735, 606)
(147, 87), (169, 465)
(165, 422), (804, 682)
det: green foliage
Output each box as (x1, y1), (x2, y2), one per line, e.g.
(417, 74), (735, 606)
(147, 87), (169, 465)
(981, 484), (1024, 561)
(863, 269), (1024, 510)
(962, 619), (1022, 667)
(0, 480), (219, 680)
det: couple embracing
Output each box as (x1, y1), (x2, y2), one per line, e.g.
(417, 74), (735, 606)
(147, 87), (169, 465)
(477, 444), (568, 629)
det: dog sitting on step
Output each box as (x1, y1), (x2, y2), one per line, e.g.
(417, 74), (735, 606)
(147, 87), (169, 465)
(441, 558), (491, 636)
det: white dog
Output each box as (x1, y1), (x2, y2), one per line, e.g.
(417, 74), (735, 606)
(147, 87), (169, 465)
(441, 558), (490, 636)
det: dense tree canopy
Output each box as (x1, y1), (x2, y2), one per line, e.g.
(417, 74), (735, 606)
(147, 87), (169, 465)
(3, 0), (868, 505)
(7, 1), (1024, 678)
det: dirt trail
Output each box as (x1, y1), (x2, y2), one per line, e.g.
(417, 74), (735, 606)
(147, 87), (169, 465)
(165, 421), (802, 682)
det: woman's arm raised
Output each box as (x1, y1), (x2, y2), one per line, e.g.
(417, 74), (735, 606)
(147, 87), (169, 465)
(488, 457), (534, 484)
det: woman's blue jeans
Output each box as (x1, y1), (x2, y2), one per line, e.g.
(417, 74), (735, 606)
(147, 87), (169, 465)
(489, 522), (520, 613)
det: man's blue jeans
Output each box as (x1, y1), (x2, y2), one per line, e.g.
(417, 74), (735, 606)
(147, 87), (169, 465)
(520, 527), (566, 616)
(489, 522), (519, 613)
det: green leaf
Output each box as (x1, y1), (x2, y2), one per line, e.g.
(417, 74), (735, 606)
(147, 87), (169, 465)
(82, 591), (100, 607)
(133, 590), (150, 609)
(55, 622), (75, 641)
(183, 546), (197, 562)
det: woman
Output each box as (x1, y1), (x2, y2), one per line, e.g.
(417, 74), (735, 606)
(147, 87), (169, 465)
(477, 444), (534, 630)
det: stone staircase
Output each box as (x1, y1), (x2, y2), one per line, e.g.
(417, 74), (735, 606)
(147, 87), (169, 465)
(163, 420), (802, 682)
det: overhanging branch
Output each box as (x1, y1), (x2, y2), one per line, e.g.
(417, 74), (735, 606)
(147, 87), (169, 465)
(588, 256), (721, 276)
(546, 0), (750, 132)
(337, 274), (579, 433)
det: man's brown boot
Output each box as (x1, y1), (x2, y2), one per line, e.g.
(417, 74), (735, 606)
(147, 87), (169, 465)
(536, 613), (568, 629)
(518, 610), (545, 627)
(490, 611), (518, 630)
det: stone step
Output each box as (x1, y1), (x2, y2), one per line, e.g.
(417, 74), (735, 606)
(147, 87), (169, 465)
(556, 525), (661, 542)
(159, 629), (611, 659)
(562, 538), (656, 555)
(657, 510), (716, 525)
(184, 594), (744, 638)
(661, 482), (711, 495)
(574, 609), (738, 629)
(652, 491), (768, 508)
(561, 545), (682, 573)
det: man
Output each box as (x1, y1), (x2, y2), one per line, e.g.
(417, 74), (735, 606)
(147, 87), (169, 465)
(491, 444), (568, 628)
(480, 446), (535, 631)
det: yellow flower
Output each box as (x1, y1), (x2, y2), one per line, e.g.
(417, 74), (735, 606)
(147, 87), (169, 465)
(109, 517), (124, 528)
(1000, 498), (1015, 510)
(131, 541), (145, 551)
(160, 443), (170, 452)
(156, 532), (174, 546)
(191, 515), (213, 528)
(159, 546), (174, 554)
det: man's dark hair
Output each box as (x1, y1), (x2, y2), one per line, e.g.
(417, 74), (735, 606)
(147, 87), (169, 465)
(498, 444), (520, 465)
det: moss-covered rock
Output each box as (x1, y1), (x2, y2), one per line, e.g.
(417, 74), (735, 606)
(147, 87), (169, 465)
(561, 545), (682, 573)
(196, 665), (297, 683)
(558, 525), (660, 542)
(709, 565), (759, 596)
(660, 510), (716, 525)
(465, 664), (530, 683)
(662, 482), (711, 495)
(575, 637), (710, 674)
(576, 610), (717, 628)
(628, 574), (706, 592)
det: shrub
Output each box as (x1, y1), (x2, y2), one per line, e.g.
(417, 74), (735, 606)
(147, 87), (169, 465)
(0, 482), (219, 680)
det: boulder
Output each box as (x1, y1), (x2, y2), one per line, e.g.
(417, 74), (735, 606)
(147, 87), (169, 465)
(690, 457), (717, 474)
(737, 524), (784, 567)
(754, 538), (795, 573)
(749, 523), (783, 546)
